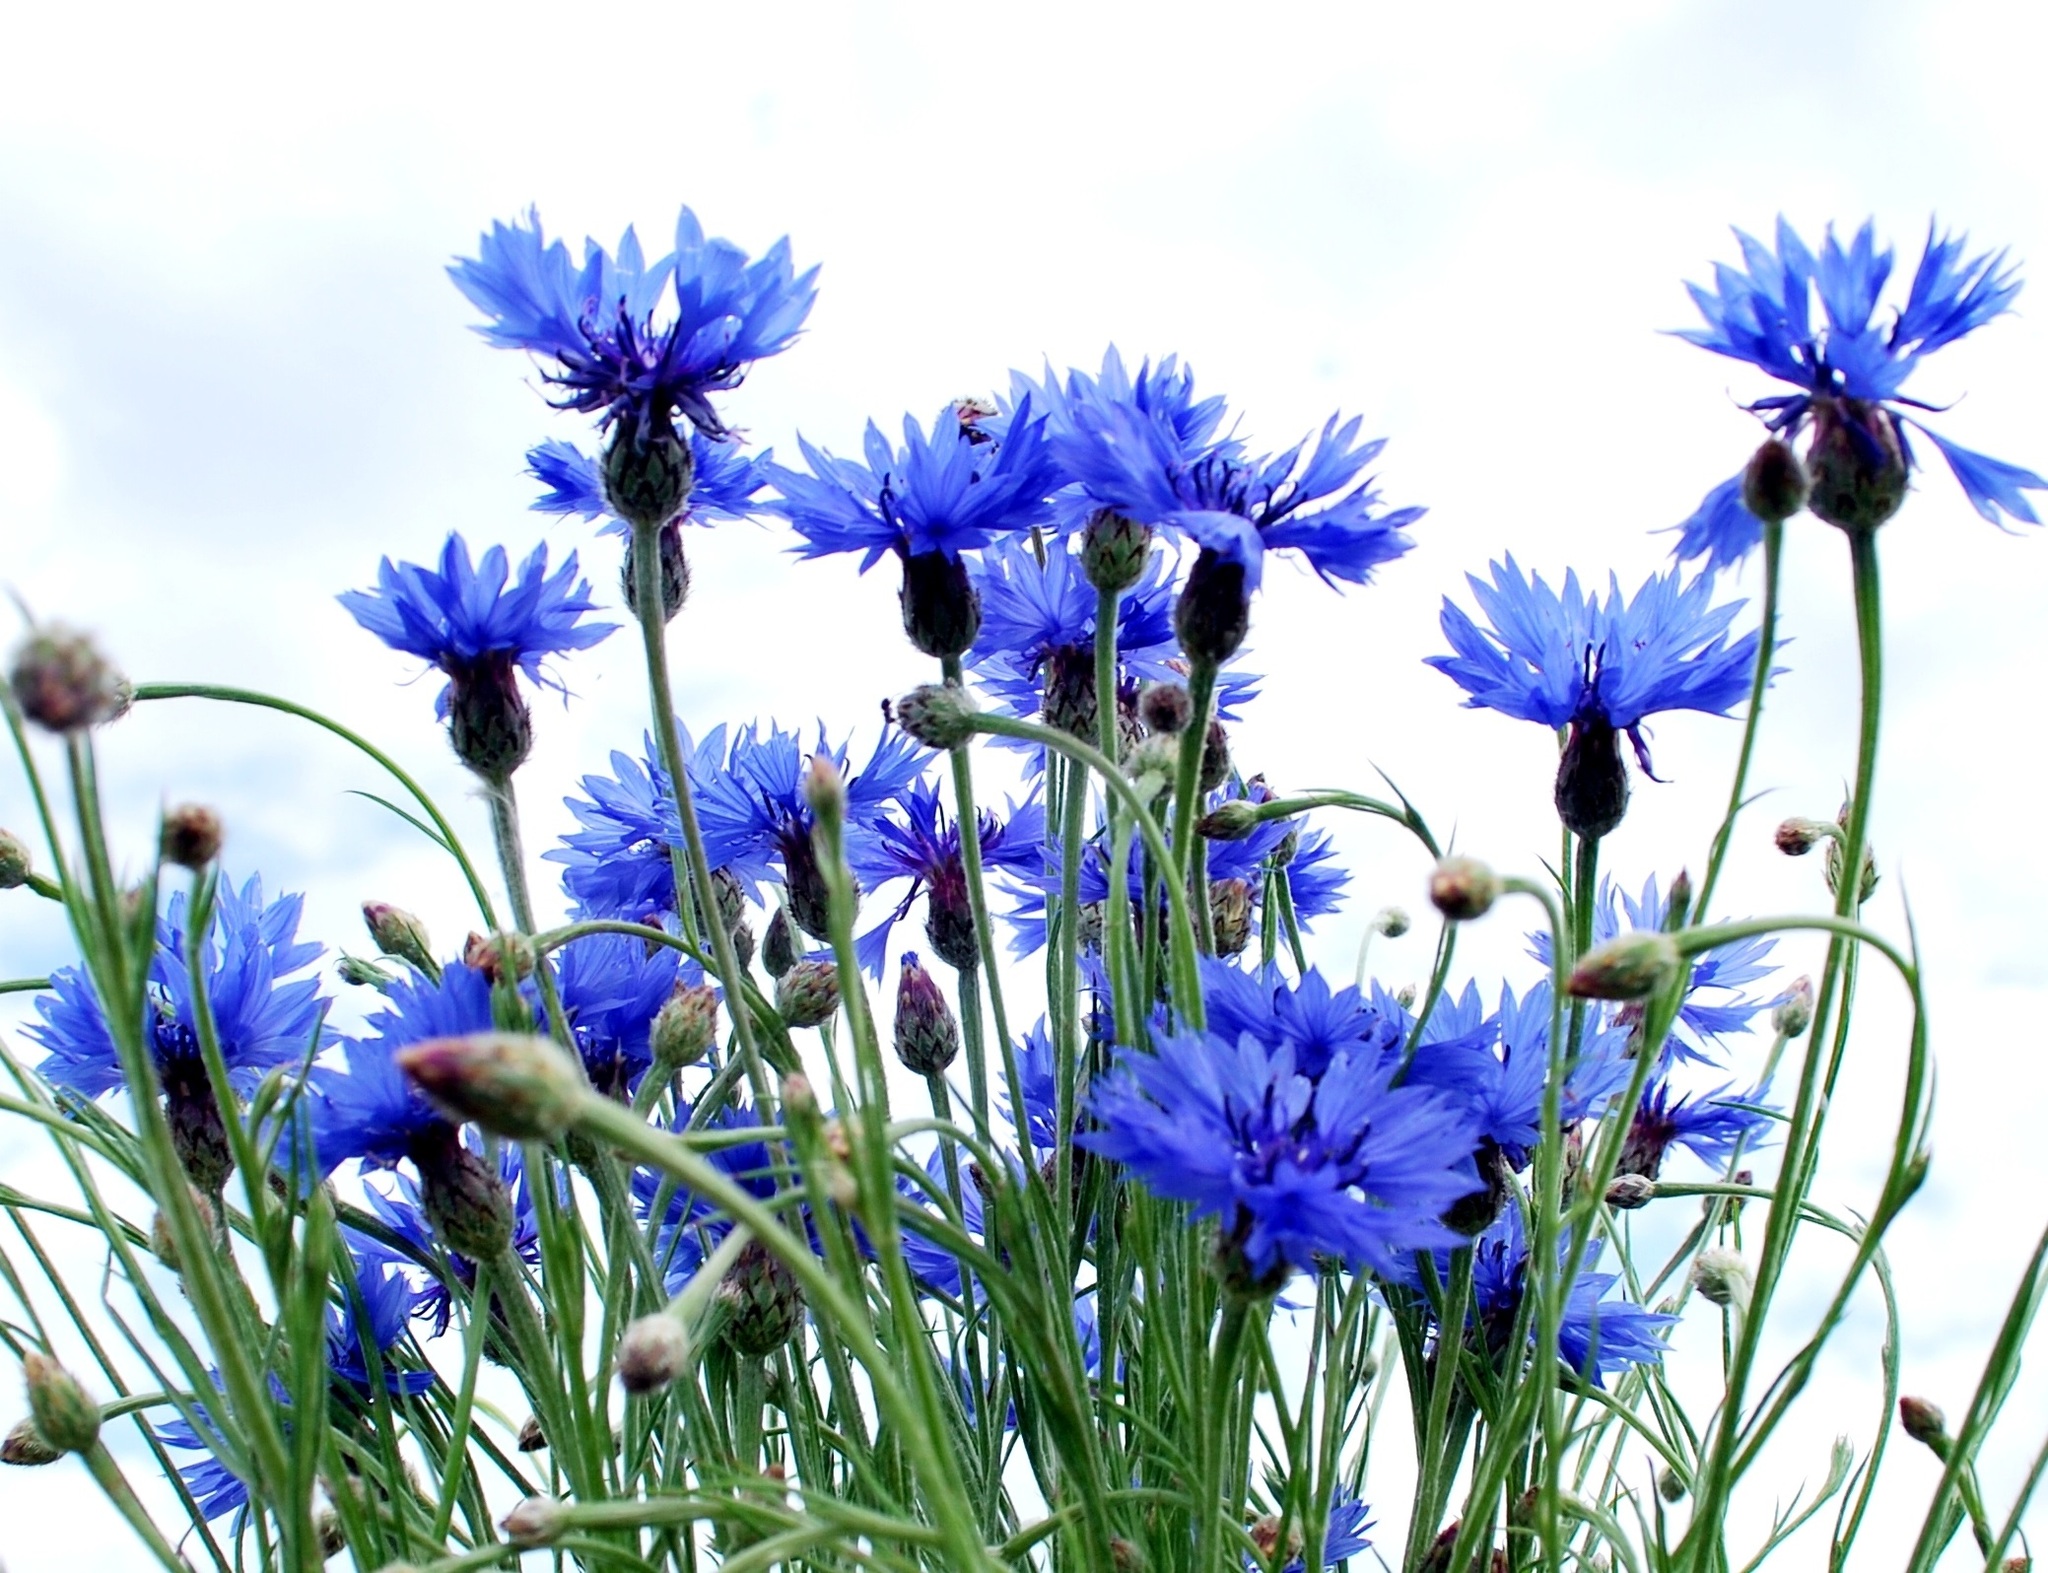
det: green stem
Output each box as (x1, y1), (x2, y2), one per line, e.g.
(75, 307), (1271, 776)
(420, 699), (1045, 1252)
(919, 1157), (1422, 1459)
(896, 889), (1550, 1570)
(1694, 518), (1783, 922)
(1170, 659), (1219, 878)
(82, 1439), (196, 1572)
(1198, 1293), (1256, 1573)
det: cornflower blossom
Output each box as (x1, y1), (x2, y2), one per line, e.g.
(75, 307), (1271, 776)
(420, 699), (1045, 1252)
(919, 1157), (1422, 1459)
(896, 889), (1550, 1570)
(1201, 962), (1404, 1080)
(338, 532), (614, 779)
(771, 403), (1060, 657)
(449, 206), (816, 441)
(691, 720), (931, 941)
(1673, 218), (2046, 563)
(1003, 1017), (1064, 1153)
(527, 431), (772, 536)
(1082, 1028), (1477, 1281)
(360, 1147), (546, 1336)
(1427, 557), (1762, 840)
(548, 727), (731, 922)
(1618, 1076), (1777, 1181)
(848, 778), (1045, 974)
(965, 534), (1260, 742)
(548, 931), (684, 1098)
(1257, 1492), (1376, 1573)
(1399, 1208), (1674, 1382)
(29, 873), (326, 1192)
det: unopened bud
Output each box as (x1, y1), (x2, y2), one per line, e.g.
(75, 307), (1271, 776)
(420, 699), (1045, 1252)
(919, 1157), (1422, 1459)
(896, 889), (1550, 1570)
(1568, 932), (1682, 1002)
(622, 519), (691, 622)
(9, 625), (127, 733)
(2, 1416), (61, 1466)
(781, 1072), (817, 1119)
(776, 960), (841, 1029)
(501, 1495), (568, 1547)
(652, 984), (720, 1070)
(149, 1189), (215, 1270)
(463, 930), (534, 985)
(893, 683), (978, 752)
(516, 1413), (546, 1452)
(1824, 804), (1878, 903)
(762, 908), (799, 978)
(158, 803), (223, 870)
(1138, 680), (1192, 736)
(801, 754), (847, 828)
(1665, 869), (1693, 928)
(1374, 906), (1411, 939)
(1124, 733), (1178, 791)
(1774, 817), (1830, 856)
(1773, 977), (1814, 1038)
(397, 1033), (583, 1142)
(616, 1313), (692, 1395)
(1898, 1395), (1949, 1448)
(1430, 857), (1500, 922)
(1198, 720), (1230, 794)
(1691, 1247), (1752, 1313)
(898, 548), (983, 658)
(1742, 437), (1810, 525)
(1196, 800), (1262, 842)
(338, 955), (399, 989)
(364, 903), (436, 974)
(1805, 395), (1908, 532)
(1657, 1467), (1687, 1503)
(1395, 983), (1418, 1009)
(1605, 1174), (1657, 1210)
(893, 954), (959, 1076)
(1209, 877), (1253, 958)
(21, 1352), (98, 1454)
(0, 829), (31, 891)
(717, 1238), (805, 1357)
(1079, 508), (1154, 593)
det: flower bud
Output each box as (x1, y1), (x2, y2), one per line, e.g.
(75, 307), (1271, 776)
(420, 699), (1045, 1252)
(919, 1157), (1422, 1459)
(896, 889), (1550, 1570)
(1824, 804), (1878, 903)
(616, 1313), (692, 1395)
(762, 908), (799, 979)
(1742, 437), (1810, 525)
(0, 828), (32, 891)
(893, 683), (978, 751)
(776, 960), (841, 1029)
(149, 1188), (216, 1270)
(1805, 395), (1908, 532)
(1774, 817), (1830, 856)
(1898, 1395), (1949, 1448)
(1605, 1173), (1657, 1210)
(1691, 1247), (1752, 1313)
(1395, 983), (1418, 1009)
(1, 1416), (61, 1466)
(1568, 932), (1682, 1002)
(21, 1352), (98, 1455)
(899, 548), (982, 658)
(1174, 549), (1250, 667)
(621, 520), (690, 623)
(801, 754), (847, 829)
(516, 1413), (546, 1452)
(1209, 878), (1253, 958)
(1199, 720), (1230, 794)
(1196, 800), (1262, 842)
(1041, 644), (1104, 741)
(781, 1071), (817, 1119)
(1123, 733), (1178, 793)
(1138, 680), (1192, 736)
(1080, 508), (1154, 593)
(1430, 857), (1500, 922)
(11, 625), (129, 734)
(1773, 977), (1814, 1038)
(398, 1033), (583, 1142)
(1657, 1467), (1687, 1503)
(892, 954), (959, 1076)
(602, 408), (695, 532)
(1555, 715), (1630, 841)
(652, 983), (720, 1071)
(717, 1238), (805, 1357)
(779, 833), (839, 942)
(463, 930), (535, 985)
(338, 955), (399, 989)
(158, 803), (223, 870)
(502, 1495), (568, 1548)
(446, 655), (532, 779)
(365, 902), (436, 974)
(1374, 906), (1411, 939)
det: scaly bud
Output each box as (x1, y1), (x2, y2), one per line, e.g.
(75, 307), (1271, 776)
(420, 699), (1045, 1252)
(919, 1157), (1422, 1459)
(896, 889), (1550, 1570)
(1568, 932), (1682, 1002)
(1430, 857), (1500, 922)
(1898, 1395), (1949, 1448)
(10, 625), (128, 733)
(1, 1416), (61, 1466)
(1774, 817), (1831, 856)
(893, 683), (978, 751)
(1605, 1173), (1657, 1210)
(21, 1352), (98, 1454)
(616, 1313), (692, 1395)
(1691, 1247), (1752, 1313)
(717, 1238), (805, 1357)
(1198, 719), (1230, 794)
(801, 754), (847, 829)
(0, 828), (32, 891)
(409, 1126), (514, 1262)
(1173, 549), (1251, 667)
(781, 1072), (818, 1119)
(399, 1034), (582, 1142)
(1805, 395), (1909, 532)
(762, 908), (799, 978)
(1138, 679), (1192, 736)
(1824, 803), (1879, 903)
(776, 960), (841, 1029)
(602, 407), (695, 532)
(1209, 877), (1254, 958)
(1374, 906), (1411, 939)
(1196, 800), (1262, 841)
(337, 955), (399, 989)
(463, 929), (535, 985)
(899, 548), (982, 658)
(1395, 982), (1418, 1009)
(364, 902), (436, 974)
(516, 1413), (546, 1452)
(1742, 437), (1810, 525)
(651, 984), (720, 1071)
(1080, 507), (1154, 593)
(502, 1496), (568, 1548)
(1657, 1467), (1687, 1503)
(149, 1188), (216, 1271)
(1773, 977), (1814, 1038)
(621, 519), (690, 622)
(158, 803), (223, 869)
(893, 954), (960, 1076)
(1555, 715), (1630, 840)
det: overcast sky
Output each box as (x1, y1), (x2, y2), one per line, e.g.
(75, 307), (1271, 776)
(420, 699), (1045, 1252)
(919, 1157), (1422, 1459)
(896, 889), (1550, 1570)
(4, 1), (2047, 1567)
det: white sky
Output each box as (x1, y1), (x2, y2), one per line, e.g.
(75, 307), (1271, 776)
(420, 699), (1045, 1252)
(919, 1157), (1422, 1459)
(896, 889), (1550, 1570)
(4, 1), (2048, 1567)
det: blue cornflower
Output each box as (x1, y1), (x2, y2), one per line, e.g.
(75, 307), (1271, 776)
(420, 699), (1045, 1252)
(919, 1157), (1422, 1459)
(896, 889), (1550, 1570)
(549, 932), (682, 1098)
(1081, 1028), (1477, 1281)
(1254, 1491), (1375, 1572)
(527, 432), (772, 536)
(771, 402), (1060, 657)
(1002, 1017), (1064, 1154)
(848, 778), (1045, 974)
(1619, 1076), (1777, 1181)
(338, 532), (615, 778)
(450, 206), (816, 440)
(1673, 218), (2046, 561)
(1427, 557), (1764, 839)
(1200, 961), (1404, 1080)
(692, 720), (930, 941)
(632, 1103), (781, 1292)
(548, 726), (730, 922)
(360, 1145), (547, 1336)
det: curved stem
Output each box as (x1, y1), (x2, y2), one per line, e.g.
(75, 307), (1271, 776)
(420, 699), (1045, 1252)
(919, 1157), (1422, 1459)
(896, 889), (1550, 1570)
(1170, 659), (1219, 877)
(1695, 518), (1784, 922)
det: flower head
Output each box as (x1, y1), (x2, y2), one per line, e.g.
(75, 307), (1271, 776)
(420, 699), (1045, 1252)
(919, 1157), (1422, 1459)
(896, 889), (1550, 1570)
(849, 778), (1045, 973)
(548, 727), (730, 922)
(548, 932), (683, 1098)
(1081, 1027), (1477, 1280)
(30, 873), (326, 1100)
(1673, 218), (2046, 561)
(450, 206), (816, 439)
(527, 432), (771, 537)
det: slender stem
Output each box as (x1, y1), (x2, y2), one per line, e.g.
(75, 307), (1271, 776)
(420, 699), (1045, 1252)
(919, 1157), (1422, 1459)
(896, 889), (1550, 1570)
(1095, 584), (1123, 772)
(82, 1440), (195, 1572)
(1053, 754), (1087, 1228)
(1695, 518), (1784, 922)
(1170, 659), (1219, 878)
(1197, 1293), (1255, 1573)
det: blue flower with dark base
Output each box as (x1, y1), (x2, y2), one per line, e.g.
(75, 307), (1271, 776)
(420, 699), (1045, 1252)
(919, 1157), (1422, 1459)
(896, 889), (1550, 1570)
(548, 727), (731, 922)
(1081, 1028), (1477, 1280)
(849, 778), (1045, 974)
(549, 932), (682, 1098)
(1619, 1077), (1777, 1181)
(1427, 557), (1765, 838)
(527, 433), (772, 536)
(450, 207), (816, 439)
(1673, 218), (2046, 561)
